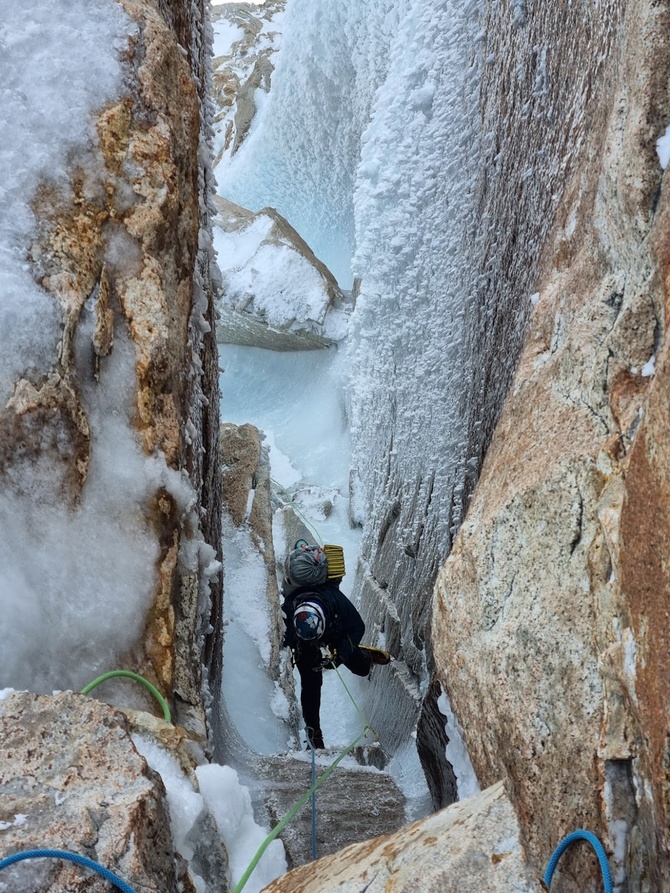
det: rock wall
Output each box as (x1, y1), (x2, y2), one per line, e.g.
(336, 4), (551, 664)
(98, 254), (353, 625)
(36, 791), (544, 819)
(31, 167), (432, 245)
(0, 692), (182, 892)
(210, 0), (285, 168)
(1, 0), (221, 739)
(219, 422), (288, 689)
(431, 0), (670, 889)
(0, 690), (232, 893)
(352, 0), (628, 783)
(120, 0), (223, 741)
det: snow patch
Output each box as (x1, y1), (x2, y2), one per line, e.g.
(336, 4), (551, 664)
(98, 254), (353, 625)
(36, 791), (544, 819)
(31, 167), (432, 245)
(196, 763), (287, 893)
(132, 734), (206, 864)
(0, 814), (28, 831)
(641, 355), (655, 377)
(438, 685), (480, 800)
(656, 125), (670, 169)
(212, 20), (244, 57)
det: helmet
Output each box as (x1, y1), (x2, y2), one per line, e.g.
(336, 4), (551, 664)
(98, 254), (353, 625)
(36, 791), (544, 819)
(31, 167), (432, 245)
(293, 600), (326, 641)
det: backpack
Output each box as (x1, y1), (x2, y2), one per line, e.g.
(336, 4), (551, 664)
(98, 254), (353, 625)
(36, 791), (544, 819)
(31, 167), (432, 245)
(283, 543), (328, 594)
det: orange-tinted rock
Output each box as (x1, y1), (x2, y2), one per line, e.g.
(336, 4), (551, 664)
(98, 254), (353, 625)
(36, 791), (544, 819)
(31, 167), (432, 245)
(2, 0), (221, 742)
(431, 0), (670, 888)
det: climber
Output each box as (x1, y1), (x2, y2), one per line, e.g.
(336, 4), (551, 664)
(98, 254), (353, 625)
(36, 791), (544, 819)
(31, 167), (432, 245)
(281, 543), (373, 750)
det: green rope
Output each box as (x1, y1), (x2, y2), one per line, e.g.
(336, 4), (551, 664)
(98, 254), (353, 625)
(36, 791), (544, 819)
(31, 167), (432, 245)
(330, 660), (380, 741)
(232, 725), (372, 893)
(270, 477), (323, 545)
(81, 671), (171, 724)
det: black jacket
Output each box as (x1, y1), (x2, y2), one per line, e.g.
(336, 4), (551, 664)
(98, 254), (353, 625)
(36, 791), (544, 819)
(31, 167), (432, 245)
(282, 583), (365, 663)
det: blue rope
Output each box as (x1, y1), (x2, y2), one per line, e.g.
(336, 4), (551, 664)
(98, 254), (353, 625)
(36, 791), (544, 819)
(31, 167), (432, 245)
(544, 831), (613, 893)
(0, 849), (138, 893)
(309, 740), (317, 860)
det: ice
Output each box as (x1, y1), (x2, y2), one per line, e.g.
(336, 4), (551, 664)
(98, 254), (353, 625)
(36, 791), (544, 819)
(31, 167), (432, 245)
(219, 345), (353, 492)
(197, 762), (287, 893)
(134, 736), (287, 893)
(221, 515), (292, 754)
(0, 326), (173, 693)
(214, 0), (487, 808)
(132, 734), (205, 863)
(0, 2), (217, 699)
(438, 686), (480, 800)
(656, 124), (670, 169)
(215, 0), (403, 286)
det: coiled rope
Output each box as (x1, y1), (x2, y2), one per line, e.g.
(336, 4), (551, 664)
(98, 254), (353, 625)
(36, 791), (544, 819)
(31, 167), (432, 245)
(81, 670), (171, 723)
(544, 830), (613, 892)
(0, 849), (137, 893)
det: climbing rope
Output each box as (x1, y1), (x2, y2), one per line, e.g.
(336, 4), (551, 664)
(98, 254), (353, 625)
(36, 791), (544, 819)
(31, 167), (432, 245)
(309, 738), (317, 861)
(81, 670), (171, 724)
(544, 830), (613, 893)
(330, 660), (375, 734)
(232, 724), (372, 893)
(0, 849), (138, 893)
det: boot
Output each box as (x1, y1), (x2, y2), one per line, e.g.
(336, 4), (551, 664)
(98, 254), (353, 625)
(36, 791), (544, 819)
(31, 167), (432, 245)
(359, 645), (392, 665)
(306, 726), (324, 749)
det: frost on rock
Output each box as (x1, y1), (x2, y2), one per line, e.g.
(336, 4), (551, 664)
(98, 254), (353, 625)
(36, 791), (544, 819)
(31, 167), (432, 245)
(0, 0), (223, 745)
(0, 0), (157, 694)
(211, 0), (287, 168)
(216, 0), (401, 286)
(213, 197), (350, 350)
(0, 0), (129, 405)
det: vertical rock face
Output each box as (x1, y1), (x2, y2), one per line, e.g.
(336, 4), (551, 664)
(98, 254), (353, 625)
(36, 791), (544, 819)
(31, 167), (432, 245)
(217, 421), (301, 757)
(210, 0), (286, 167)
(354, 0), (627, 791)
(2, 0), (221, 743)
(219, 422), (287, 683)
(432, 0), (670, 888)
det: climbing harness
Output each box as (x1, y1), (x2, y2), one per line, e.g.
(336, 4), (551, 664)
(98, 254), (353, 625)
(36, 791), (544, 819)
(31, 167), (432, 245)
(544, 830), (613, 893)
(0, 849), (138, 893)
(81, 670), (171, 723)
